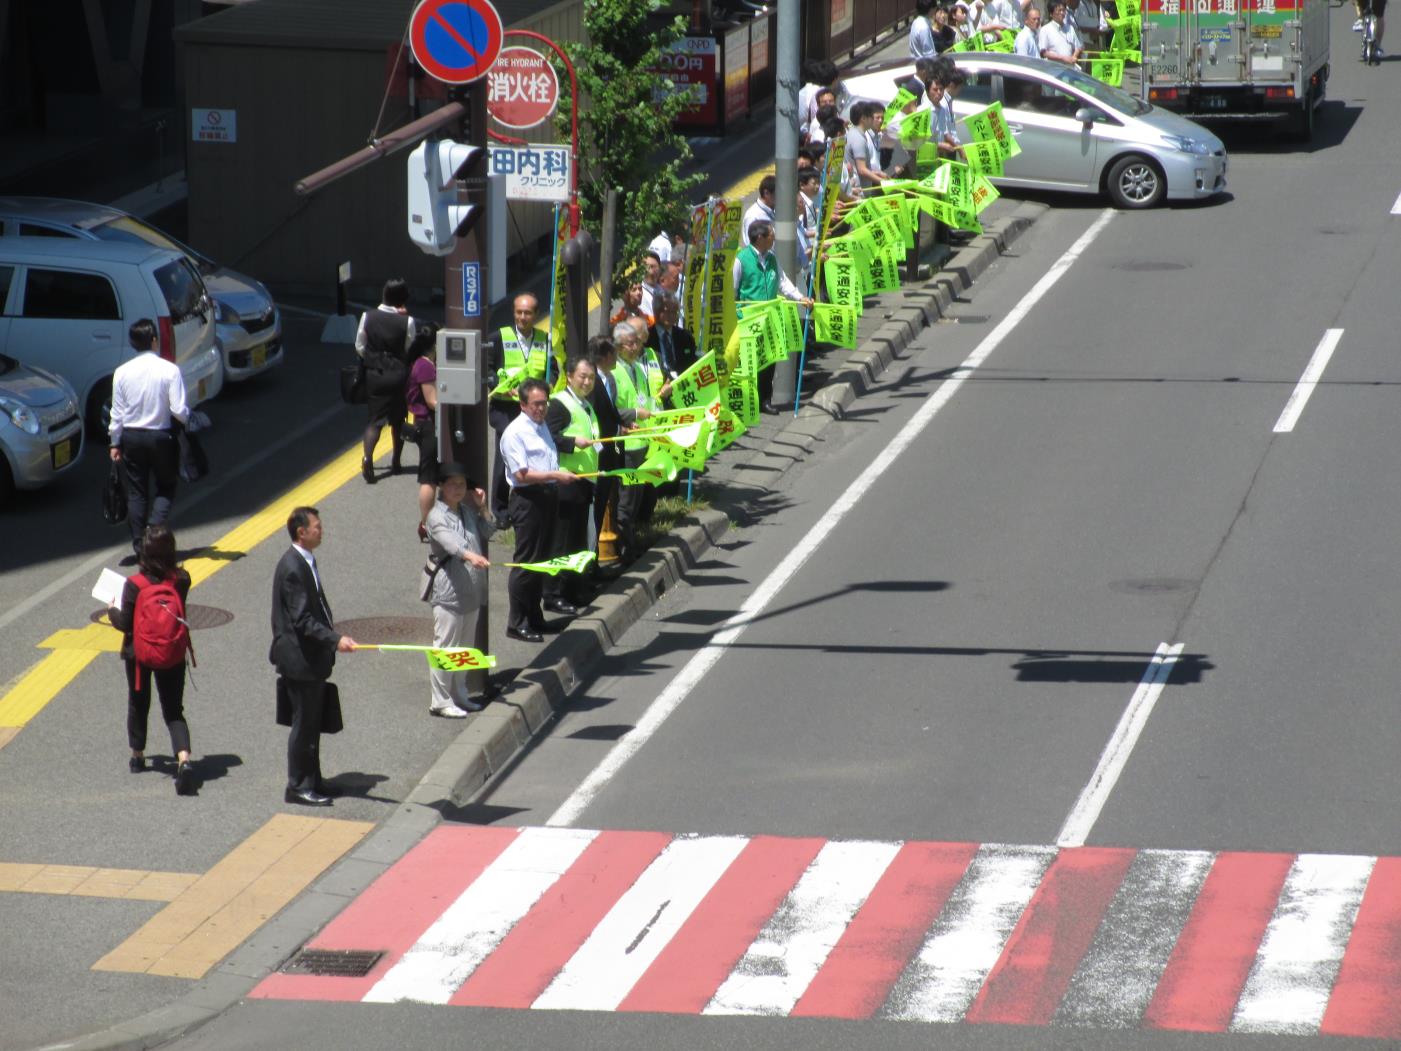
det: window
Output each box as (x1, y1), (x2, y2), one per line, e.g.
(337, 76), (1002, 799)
(21, 268), (120, 320)
(154, 258), (206, 324)
(1002, 74), (1082, 118)
(958, 71), (994, 107)
(0, 266), (12, 314)
(18, 223), (77, 238)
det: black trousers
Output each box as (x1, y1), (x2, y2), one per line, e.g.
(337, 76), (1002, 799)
(613, 447), (656, 559)
(545, 485), (593, 603)
(124, 658), (190, 755)
(488, 402), (520, 520)
(507, 485), (556, 630)
(284, 677), (327, 791)
(121, 429), (178, 553)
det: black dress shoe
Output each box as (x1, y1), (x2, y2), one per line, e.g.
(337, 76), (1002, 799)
(285, 787), (332, 807)
(175, 760), (195, 795)
(505, 626), (544, 643)
(361, 457), (376, 484)
(543, 599), (578, 615)
(129, 755), (145, 773)
(761, 401), (779, 415)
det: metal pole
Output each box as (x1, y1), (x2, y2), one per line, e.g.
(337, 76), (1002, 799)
(769, 5), (800, 411)
(597, 188), (618, 335)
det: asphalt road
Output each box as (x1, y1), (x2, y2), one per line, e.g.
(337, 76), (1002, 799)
(159, 11), (1401, 1048)
(11, 9), (1401, 1049)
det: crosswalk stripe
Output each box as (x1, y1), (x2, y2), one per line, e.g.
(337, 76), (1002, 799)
(967, 846), (1138, 1026)
(882, 844), (1057, 1022)
(1232, 853), (1375, 1035)
(705, 839), (902, 1017)
(619, 835), (827, 1014)
(791, 841), (980, 1020)
(533, 835), (748, 1011)
(248, 827), (1401, 1037)
(1056, 848), (1215, 1028)
(450, 829), (669, 1008)
(363, 827), (598, 1005)
(1321, 856), (1401, 1039)
(1143, 851), (1295, 1032)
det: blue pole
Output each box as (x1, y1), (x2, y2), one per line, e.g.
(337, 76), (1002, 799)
(546, 204), (562, 363)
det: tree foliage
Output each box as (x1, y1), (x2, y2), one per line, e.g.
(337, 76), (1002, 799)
(557, 0), (704, 287)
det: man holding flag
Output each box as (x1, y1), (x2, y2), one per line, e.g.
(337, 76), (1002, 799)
(731, 220), (813, 414)
(612, 321), (660, 560)
(486, 293), (558, 523)
(543, 355), (600, 616)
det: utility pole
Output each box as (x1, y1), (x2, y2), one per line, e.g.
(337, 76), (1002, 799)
(770, 3), (801, 410)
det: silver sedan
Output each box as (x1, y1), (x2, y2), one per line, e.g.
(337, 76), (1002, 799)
(845, 54), (1228, 209)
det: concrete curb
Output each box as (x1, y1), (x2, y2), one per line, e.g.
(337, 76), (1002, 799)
(39, 198), (1047, 1051)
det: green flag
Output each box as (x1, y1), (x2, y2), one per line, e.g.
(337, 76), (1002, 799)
(883, 87), (918, 126)
(812, 303), (859, 348)
(669, 351), (720, 410)
(724, 370), (760, 426)
(712, 406), (748, 453)
(504, 551), (597, 575)
(1089, 57), (1125, 86)
(423, 647), (497, 672)
(970, 174), (1000, 215)
(488, 366), (527, 400)
(823, 256), (864, 312)
(962, 139), (1005, 177)
(611, 445), (679, 486)
(961, 101), (1022, 159)
(897, 107), (934, 146)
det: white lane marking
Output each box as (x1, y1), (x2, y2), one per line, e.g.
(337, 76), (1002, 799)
(0, 399), (347, 636)
(1055, 848), (1215, 1027)
(1391, 190), (1401, 215)
(883, 844), (1056, 1022)
(705, 838), (902, 1016)
(546, 207), (1119, 827)
(362, 826), (597, 1005)
(1273, 328), (1343, 433)
(1231, 853), (1376, 1035)
(1057, 642), (1184, 848)
(533, 834), (748, 1011)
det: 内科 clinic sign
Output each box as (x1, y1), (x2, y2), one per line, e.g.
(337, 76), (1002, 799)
(488, 145), (570, 203)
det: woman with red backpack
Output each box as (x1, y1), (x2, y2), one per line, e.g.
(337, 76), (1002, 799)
(108, 524), (195, 795)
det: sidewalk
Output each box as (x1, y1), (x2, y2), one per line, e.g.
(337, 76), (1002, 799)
(11, 198), (1045, 1051)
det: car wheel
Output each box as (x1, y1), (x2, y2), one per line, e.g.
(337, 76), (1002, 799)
(1290, 92), (1315, 142)
(1107, 155), (1166, 210)
(86, 378), (113, 441)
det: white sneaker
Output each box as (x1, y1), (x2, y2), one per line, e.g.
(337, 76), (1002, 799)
(429, 706), (468, 718)
(1353, 18), (1364, 30)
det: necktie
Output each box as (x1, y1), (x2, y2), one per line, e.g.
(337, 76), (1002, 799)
(661, 330), (672, 373)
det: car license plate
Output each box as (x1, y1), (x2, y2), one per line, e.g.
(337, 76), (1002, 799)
(1201, 96), (1227, 110)
(51, 437), (74, 469)
(197, 378), (207, 400)
(252, 345), (266, 368)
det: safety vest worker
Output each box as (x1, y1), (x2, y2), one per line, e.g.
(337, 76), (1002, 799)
(551, 385), (600, 475)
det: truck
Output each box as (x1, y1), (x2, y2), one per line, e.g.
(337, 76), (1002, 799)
(1140, 0), (1331, 140)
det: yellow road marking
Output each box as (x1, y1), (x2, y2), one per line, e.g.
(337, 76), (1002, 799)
(0, 431), (393, 731)
(0, 727), (18, 751)
(0, 862), (198, 901)
(93, 814), (372, 979)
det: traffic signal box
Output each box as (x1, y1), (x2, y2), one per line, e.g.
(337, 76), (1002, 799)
(406, 140), (486, 255)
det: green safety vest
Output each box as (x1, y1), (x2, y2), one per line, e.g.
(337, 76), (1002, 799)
(614, 356), (657, 453)
(736, 244), (780, 303)
(552, 388), (599, 475)
(494, 326), (558, 399)
(640, 346), (666, 401)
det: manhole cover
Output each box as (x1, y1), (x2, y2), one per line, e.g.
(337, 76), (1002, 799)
(90, 603), (234, 629)
(1115, 261), (1189, 272)
(1108, 578), (1194, 594)
(333, 616), (434, 643)
(281, 949), (383, 977)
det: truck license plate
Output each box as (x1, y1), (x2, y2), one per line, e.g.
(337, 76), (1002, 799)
(51, 437), (74, 469)
(1202, 96), (1227, 109)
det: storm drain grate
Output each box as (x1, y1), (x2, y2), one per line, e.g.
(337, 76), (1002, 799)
(90, 603), (234, 629)
(280, 949), (384, 977)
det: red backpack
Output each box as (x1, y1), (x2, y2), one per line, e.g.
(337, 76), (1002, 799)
(131, 573), (195, 684)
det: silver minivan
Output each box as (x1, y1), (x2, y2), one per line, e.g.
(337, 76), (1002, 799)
(843, 55), (1228, 208)
(0, 197), (283, 383)
(0, 239), (223, 437)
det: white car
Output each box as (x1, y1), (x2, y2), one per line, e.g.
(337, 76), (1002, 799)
(0, 197), (283, 382)
(0, 239), (223, 437)
(0, 352), (83, 506)
(844, 55), (1228, 208)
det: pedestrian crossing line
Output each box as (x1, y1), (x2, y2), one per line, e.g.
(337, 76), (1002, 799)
(249, 825), (1401, 1039)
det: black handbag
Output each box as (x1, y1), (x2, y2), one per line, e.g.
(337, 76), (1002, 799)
(340, 361), (367, 405)
(276, 678), (343, 734)
(102, 460), (127, 525)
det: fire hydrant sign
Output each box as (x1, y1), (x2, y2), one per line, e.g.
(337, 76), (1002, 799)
(488, 145), (570, 203)
(487, 46), (559, 130)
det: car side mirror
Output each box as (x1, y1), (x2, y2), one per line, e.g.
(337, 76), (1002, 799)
(1075, 107), (1097, 125)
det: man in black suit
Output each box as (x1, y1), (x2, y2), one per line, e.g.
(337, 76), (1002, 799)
(270, 506), (357, 806)
(645, 292), (699, 409)
(587, 335), (623, 539)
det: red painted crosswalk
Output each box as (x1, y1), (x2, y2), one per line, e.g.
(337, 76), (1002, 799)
(250, 826), (1401, 1039)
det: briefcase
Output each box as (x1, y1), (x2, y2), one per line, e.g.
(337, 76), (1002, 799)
(340, 362), (367, 405)
(276, 678), (344, 734)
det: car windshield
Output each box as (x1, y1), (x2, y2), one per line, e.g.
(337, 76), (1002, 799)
(1048, 65), (1152, 115)
(81, 216), (218, 275)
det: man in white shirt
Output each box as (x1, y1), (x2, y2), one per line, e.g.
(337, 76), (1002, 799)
(1015, 4), (1043, 55)
(846, 103), (887, 188)
(909, 0), (939, 57)
(741, 175), (778, 237)
(639, 251), (662, 318)
(647, 230), (674, 265)
(1039, 0), (1083, 63)
(980, 0), (1023, 34)
(109, 317), (189, 558)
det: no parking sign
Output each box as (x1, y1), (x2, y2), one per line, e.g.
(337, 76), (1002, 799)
(409, 0), (504, 85)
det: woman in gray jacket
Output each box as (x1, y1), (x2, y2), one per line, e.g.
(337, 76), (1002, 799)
(421, 462), (495, 717)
